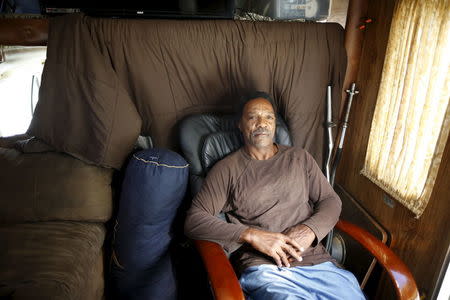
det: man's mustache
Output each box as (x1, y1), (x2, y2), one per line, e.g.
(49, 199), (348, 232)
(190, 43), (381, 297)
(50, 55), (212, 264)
(251, 128), (270, 136)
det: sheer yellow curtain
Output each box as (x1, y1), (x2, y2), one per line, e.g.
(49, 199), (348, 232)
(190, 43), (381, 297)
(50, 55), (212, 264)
(361, 0), (450, 217)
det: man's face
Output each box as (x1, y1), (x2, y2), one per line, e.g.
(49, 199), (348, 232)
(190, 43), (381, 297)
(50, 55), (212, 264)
(239, 97), (276, 149)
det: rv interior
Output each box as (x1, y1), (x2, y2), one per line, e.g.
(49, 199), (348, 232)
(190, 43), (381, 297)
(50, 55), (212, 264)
(0, 0), (449, 299)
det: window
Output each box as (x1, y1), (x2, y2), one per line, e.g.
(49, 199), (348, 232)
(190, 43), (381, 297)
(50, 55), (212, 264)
(361, 0), (450, 217)
(0, 46), (46, 137)
(436, 257), (450, 300)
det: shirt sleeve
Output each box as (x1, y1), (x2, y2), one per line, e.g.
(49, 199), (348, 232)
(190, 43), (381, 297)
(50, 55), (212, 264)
(301, 151), (342, 243)
(184, 161), (248, 247)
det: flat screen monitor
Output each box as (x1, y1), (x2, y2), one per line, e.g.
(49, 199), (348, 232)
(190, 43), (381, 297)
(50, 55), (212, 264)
(40, 0), (235, 19)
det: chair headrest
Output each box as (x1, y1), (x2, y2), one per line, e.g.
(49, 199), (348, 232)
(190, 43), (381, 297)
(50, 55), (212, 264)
(179, 113), (292, 177)
(202, 131), (242, 173)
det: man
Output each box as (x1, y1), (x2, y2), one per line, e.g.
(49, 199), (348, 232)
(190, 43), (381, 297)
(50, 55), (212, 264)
(184, 92), (364, 299)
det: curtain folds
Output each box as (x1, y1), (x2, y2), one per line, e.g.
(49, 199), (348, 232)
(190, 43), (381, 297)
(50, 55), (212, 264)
(361, 0), (450, 217)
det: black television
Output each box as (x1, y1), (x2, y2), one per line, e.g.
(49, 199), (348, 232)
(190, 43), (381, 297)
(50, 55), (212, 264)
(40, 0), (235, 19)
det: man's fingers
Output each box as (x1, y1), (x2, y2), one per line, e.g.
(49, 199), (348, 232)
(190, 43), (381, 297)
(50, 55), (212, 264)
(271, 252), (282, 268)
(285, 236), (305, 253)
(277, 249), (290, 268)
(282, 244), (303, 262)
(247, 229), (308, 268)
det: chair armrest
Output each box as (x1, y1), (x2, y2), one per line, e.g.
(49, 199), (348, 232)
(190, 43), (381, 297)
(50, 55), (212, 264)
(194, 240), (245, 300)
(336, 220), (419, 300)
(194, 221), (420, 300)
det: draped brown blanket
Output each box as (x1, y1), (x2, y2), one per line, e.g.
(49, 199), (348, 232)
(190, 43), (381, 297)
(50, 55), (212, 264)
(28, 13), (346, 169)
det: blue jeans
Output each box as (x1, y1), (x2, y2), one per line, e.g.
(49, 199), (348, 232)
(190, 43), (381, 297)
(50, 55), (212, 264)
(239, 262), (365, 300)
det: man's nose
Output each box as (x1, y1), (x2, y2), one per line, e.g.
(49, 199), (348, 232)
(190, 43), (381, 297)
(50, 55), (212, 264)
(255, 116), (268, 127)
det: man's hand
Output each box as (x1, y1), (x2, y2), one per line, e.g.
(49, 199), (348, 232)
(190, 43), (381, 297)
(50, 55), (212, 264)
(240, 228), (304, 268)
(283, 224), (316, 262)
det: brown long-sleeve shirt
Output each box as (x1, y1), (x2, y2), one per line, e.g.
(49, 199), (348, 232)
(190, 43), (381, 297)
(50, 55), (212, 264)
(184, 145), (341, 274)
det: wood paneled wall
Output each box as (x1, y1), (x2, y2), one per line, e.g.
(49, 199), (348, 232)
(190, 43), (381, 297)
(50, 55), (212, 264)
(336, 0), (450, 299)
(0, 18), (48, 46)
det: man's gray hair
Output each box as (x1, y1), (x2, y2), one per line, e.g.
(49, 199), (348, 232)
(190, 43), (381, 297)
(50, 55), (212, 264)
(235, 91), (277, 122)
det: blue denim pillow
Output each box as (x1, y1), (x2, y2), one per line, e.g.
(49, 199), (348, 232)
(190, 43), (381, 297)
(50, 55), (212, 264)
(113, 148), (188, 299)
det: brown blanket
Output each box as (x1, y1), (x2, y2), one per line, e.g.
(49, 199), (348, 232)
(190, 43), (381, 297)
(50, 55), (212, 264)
(28, 14), (346, 169)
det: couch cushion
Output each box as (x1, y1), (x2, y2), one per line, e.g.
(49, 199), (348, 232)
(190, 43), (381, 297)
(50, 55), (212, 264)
(0, 147), (113, 223)
(0, 222), (105, 300)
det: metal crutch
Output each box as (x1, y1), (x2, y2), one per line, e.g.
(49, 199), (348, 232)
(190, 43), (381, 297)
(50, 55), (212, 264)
(330, 83), (359, 187)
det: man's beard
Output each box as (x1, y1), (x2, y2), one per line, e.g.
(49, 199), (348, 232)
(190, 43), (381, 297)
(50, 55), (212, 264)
(250, 129), (273, 148)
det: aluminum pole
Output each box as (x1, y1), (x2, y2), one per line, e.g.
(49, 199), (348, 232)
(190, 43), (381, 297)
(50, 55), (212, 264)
(325, 85), (335, 183)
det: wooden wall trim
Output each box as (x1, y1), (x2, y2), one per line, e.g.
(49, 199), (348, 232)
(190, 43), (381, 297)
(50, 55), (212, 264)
(0, 18), (48, 46)
(341, 0), (369, 116)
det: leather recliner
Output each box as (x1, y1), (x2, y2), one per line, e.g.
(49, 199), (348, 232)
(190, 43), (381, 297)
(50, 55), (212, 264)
(178, 113), (419, 300)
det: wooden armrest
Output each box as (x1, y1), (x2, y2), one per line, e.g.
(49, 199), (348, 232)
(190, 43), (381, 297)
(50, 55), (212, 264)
(194, 240), (245, 300)
(195, 220), (419, 300)
(336, 220), (419, 300)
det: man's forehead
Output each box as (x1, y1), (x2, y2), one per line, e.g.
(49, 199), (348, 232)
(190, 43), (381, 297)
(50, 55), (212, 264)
(243, 97), (275, 113)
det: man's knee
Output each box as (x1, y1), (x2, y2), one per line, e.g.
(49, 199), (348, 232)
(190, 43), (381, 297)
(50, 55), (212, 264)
(239, 263), (365, 300)
(239, 265), (310, 300)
